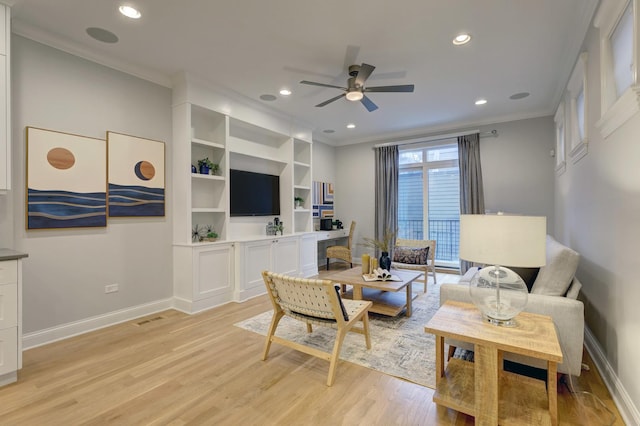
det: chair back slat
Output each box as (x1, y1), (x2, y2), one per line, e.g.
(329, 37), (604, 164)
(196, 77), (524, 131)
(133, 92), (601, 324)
(264, 272), (337, 320)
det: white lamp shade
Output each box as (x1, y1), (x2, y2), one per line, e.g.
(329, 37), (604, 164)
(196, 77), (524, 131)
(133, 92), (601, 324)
(459, 214), (546, 267)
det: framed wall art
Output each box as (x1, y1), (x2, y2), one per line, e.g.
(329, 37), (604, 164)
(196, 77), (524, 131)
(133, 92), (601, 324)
(26, 127), (107, 229)
(312, 180), (334, 218)
(107, 131), (165, 217)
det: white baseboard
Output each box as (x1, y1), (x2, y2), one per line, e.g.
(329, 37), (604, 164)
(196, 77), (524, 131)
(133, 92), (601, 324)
(23, 298), (174, 350)
(584, 326), (640, 426)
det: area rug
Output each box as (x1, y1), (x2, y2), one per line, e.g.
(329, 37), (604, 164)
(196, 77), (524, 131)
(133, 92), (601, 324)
(234, 274), (461, 389)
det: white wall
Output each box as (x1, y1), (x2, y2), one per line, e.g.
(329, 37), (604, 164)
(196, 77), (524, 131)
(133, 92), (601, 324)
(554, 24), (640, 421)
(481, 117), (556, 225)
(336, 117), (556, 261)
(11, 36), (174, 334)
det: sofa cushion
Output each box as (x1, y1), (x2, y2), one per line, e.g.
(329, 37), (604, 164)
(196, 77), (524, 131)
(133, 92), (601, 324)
(392, 246), (429, 265)
(531, 235), (580, 296)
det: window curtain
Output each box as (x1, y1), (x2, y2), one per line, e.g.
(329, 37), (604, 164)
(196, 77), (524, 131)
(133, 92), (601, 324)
(374, 145), (399, 257)
(458, 133), (485, 274)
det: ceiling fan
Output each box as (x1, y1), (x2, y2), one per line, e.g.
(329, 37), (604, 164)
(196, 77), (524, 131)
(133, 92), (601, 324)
(300, 63), (415, 112)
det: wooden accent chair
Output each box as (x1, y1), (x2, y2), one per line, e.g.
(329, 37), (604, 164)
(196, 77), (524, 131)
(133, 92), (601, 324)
(326, 221), (356, 270)
(390, 238), (436, 292)
(261, 270), (372, 386)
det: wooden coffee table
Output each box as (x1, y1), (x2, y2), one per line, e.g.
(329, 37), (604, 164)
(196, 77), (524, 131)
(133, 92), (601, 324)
(425, 301), (563, 426)
(326, 267), (422, 317)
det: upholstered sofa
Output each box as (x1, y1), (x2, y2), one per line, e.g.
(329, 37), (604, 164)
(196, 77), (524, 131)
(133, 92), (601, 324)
(440, 235), (584, 376)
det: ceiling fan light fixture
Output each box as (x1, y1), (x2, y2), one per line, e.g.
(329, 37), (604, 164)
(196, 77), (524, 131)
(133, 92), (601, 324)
(453, 33), (471, 45)
(119, 5), (141, 19)
(346, 91), (364, 101)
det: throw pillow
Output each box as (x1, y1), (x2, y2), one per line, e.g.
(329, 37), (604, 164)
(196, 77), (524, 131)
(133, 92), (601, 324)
(531, 235), (580, 296)
(505, 267), (540, 292)
(392, 246), (429, 265)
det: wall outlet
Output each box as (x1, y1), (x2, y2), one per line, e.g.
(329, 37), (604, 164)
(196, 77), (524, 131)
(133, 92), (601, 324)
(105, 283), (119, 294)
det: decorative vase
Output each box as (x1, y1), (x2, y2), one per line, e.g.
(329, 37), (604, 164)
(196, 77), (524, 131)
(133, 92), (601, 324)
(199, 164), (210, 174)
(379, 251), (391, 270)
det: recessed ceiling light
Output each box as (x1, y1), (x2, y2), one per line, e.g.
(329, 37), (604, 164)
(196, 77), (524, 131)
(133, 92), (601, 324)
(323, 129), (335, 134)
(509, 92), (530, 100)
(86, 27), (119, 43)
(346, 123), (356, 129)
(279, 89), (292, 96)
(119, 5), (141, 19)
(453, 33), (471, 45)
(475, 99), (487, 105)
(259, 94), (277, 101)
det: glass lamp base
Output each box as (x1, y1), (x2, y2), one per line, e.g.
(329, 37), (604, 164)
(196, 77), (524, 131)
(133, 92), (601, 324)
(468, 265), (528, 327)
(482, 314), (518, 327)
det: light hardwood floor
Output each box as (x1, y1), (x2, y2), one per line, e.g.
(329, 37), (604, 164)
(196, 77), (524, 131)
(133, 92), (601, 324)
(0, 268), (624, 425)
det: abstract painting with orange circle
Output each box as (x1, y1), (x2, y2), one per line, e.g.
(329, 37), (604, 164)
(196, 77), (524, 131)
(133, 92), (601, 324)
(107, 132), (165, 217)
(26, 127), (107, 229)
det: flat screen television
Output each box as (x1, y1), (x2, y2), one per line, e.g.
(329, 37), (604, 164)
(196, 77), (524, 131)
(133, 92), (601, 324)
(230, 169), (280, 216)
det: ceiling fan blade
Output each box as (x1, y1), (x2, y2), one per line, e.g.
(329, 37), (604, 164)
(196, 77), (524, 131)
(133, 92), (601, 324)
(365, 84), (415, 93)
(361, 95), (379, 112)
(316, 93), (346, 107)
(355, 63), (375, 87)
(300, 80), (347, 90)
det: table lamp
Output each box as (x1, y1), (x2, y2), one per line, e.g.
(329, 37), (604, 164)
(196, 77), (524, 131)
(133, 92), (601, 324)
(459, 213), (546, 326)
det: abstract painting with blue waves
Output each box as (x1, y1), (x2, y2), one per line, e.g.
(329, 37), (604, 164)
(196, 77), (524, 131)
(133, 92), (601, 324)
(28, 188), (107, 229)
(108, 184), (165, 217)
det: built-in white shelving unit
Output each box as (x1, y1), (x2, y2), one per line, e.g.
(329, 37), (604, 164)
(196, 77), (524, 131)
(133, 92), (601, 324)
(171, 75), (314, 311)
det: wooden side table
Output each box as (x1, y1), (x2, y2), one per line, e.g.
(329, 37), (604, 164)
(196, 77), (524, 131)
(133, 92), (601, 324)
(425, 301), (563, 426)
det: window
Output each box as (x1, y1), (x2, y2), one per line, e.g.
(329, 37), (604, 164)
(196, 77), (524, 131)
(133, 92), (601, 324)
(594, 0), (640, 137)
(554, 102), (566, 174)
(567, 52), (588, 162)
(611, 2), (634, 97)
(398, 143), (460, 267)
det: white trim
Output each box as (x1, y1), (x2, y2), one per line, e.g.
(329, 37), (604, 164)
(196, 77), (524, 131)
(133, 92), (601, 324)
(567, 53), (589, 163)
(594, 0), (640, 137)
(22, 298), (174, 350)
(596, 84), (640, 137)
(584, 326), (640, 426)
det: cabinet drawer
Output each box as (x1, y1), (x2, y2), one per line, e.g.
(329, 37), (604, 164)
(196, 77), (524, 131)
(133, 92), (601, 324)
(0, 283), (17, 329)
(0, 327), (17, 376)
(0, 261), (17, 285)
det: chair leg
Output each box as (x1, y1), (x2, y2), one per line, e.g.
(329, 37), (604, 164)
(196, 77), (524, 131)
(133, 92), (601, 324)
(361, 312), (372, 349)
(326, 258), (330, 270)
(262, 310), (284, 361)
(327, 327), (348, 386)
(306, 323), (313, 333)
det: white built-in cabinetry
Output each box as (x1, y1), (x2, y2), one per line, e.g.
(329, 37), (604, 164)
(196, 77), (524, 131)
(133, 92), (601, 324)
(0, 251), (27, 387)
(172, 77), (315, 312)
(234, 236), (299, 301)
(0, 5), (10, 192)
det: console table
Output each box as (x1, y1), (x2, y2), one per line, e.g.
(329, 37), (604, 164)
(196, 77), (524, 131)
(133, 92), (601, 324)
(425, 301), (563, 426)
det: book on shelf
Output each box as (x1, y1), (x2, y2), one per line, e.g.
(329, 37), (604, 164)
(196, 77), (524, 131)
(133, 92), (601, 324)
(363, 268), (401, 282)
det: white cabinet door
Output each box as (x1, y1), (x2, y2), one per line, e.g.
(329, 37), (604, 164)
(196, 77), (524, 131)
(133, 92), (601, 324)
(239, 239), (272, 300)
(0, 327), (16, 376)
(272, 237), (299, 276)
(193, 244), (233, 301)
(0, 284), (17, 329)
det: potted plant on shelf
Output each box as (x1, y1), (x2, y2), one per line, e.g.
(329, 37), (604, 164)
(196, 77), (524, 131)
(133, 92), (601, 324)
(294, 196), (304, 209)
(201, 225), (219, 242)
(197, 157), (217, 175)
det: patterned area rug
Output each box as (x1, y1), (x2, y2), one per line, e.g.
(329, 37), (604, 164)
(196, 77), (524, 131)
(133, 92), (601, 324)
(234, 274), (461, 389)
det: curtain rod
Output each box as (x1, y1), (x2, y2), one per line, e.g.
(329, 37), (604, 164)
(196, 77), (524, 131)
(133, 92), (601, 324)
(373, 129), (498, 149)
